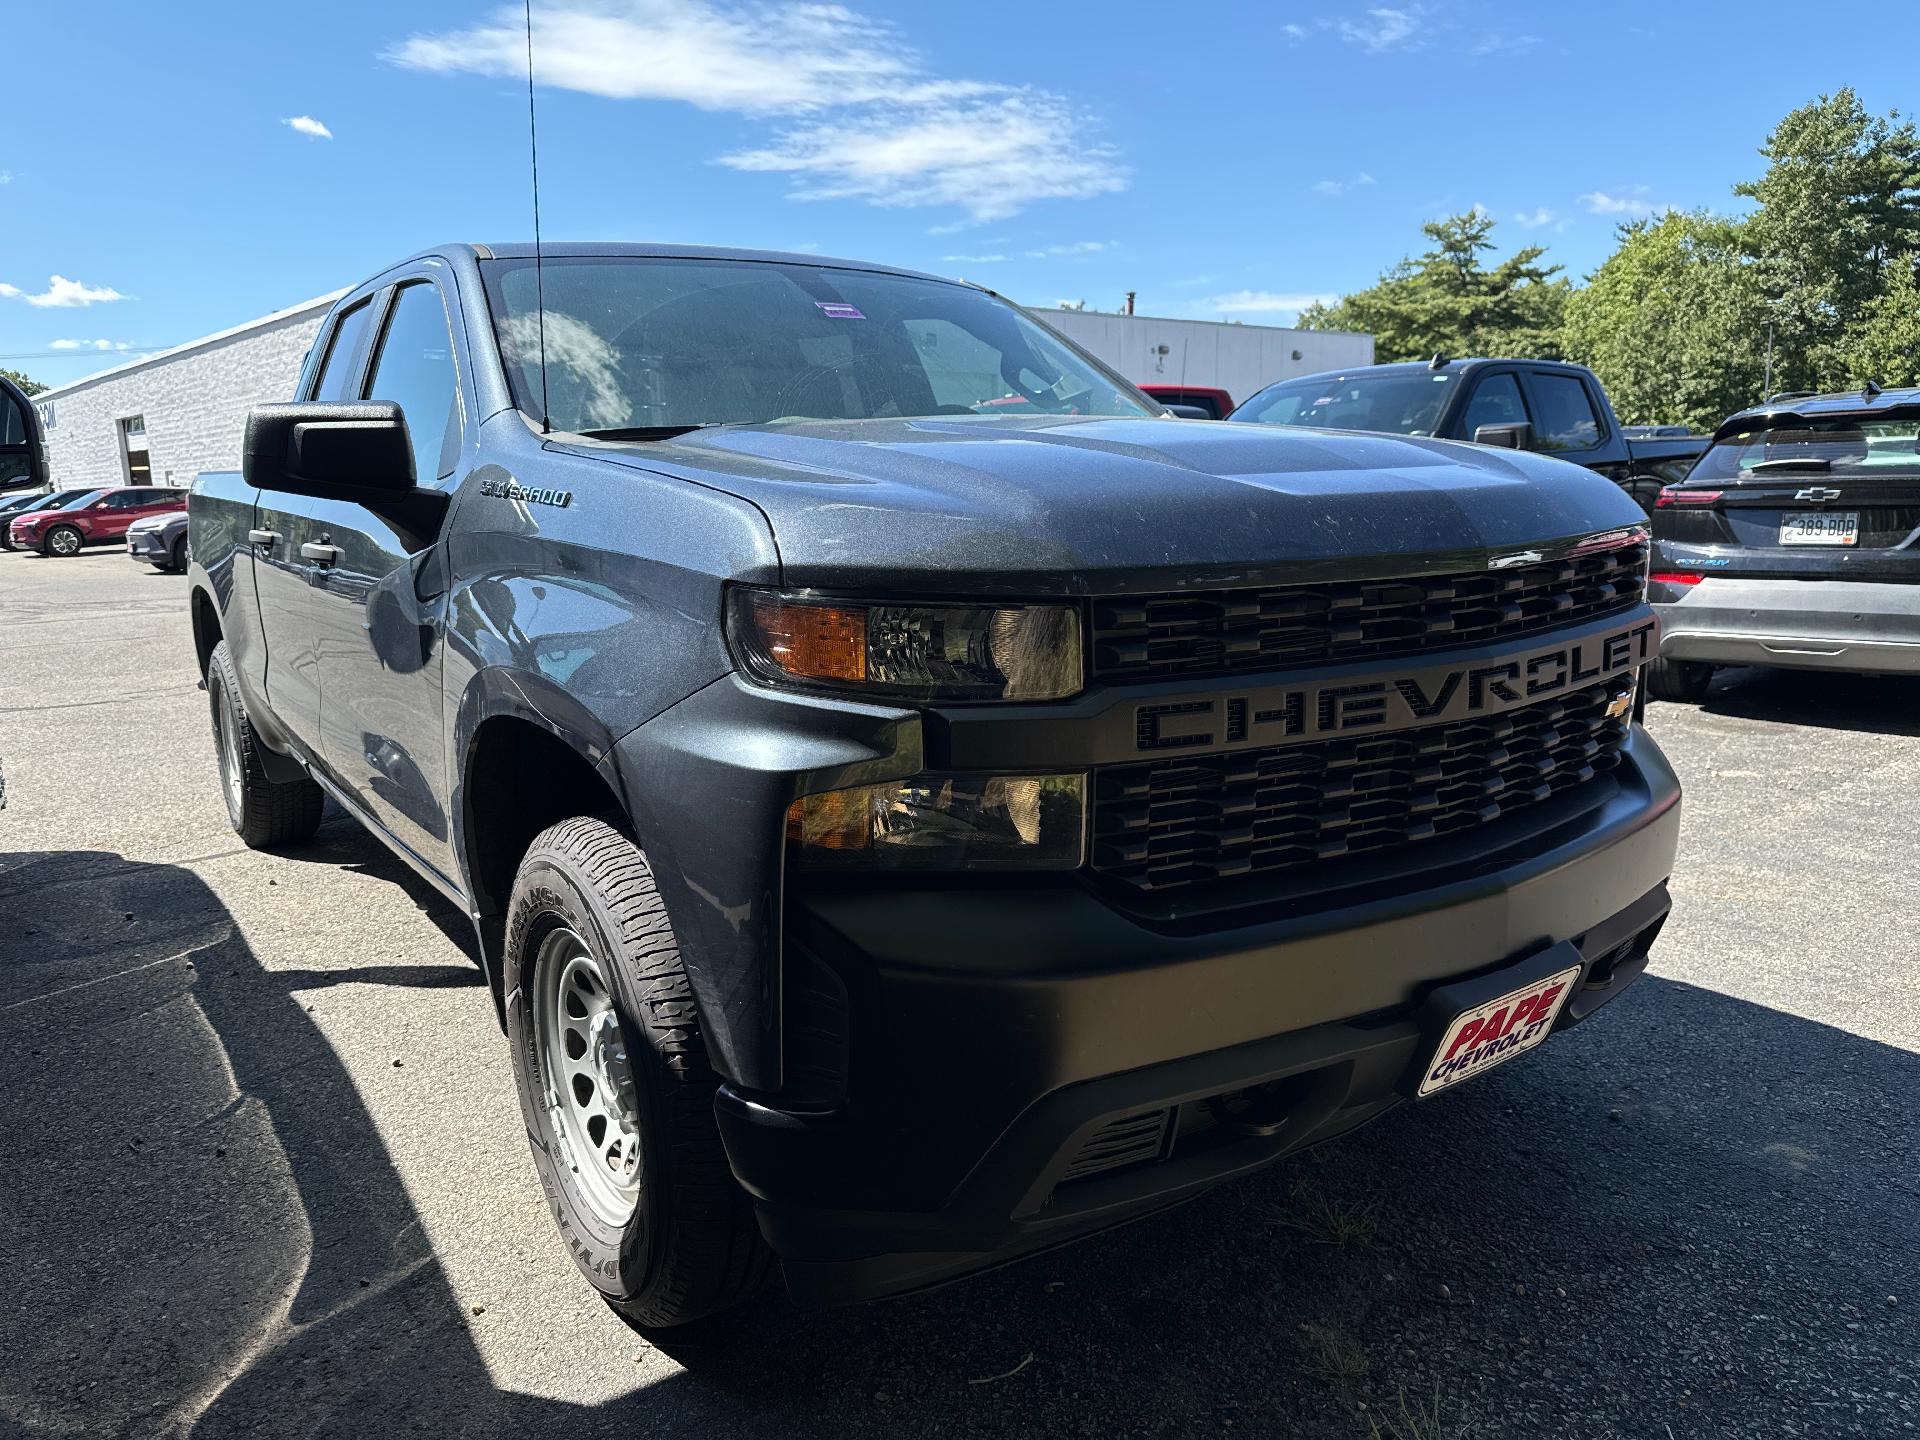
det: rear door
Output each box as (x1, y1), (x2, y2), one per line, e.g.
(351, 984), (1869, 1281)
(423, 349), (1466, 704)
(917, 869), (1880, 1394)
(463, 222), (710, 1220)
(251, 293), (380, 754)
(1656, 414), (1920, 581)
(309, 271), (466, 876)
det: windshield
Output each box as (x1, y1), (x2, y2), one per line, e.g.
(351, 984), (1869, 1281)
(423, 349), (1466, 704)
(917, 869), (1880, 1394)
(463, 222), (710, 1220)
(1690, 417), (1920, 481)
(1233, 370), (1458, 436)
(480, 257), (1156, 433)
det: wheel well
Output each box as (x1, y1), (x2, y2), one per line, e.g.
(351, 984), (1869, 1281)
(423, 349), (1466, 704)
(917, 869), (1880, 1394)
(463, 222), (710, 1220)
(191, 588), (222, 677)
(464, 716), (624, 925)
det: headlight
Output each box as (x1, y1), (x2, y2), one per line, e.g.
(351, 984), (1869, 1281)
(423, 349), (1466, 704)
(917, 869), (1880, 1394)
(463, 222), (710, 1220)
(728, 590), (1082, 702)
(787, 772), (1086, 870)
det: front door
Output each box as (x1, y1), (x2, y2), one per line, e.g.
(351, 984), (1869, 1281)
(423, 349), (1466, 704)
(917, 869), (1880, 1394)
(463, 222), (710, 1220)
(309, 277), (464, 877)
(253, 295), (380, 754)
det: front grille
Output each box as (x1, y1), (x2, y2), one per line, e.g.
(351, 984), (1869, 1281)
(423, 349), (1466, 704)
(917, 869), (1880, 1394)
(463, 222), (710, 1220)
(1090, 543), (1647, 682)
(1092, 679), (1632, 893)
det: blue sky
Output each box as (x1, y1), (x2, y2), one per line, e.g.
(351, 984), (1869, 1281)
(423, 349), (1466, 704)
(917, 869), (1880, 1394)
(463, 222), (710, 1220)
(3, 1), (1908, 388)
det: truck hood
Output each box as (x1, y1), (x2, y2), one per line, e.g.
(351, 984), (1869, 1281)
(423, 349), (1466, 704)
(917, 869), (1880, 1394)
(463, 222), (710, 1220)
(570, 416), (1646, 596)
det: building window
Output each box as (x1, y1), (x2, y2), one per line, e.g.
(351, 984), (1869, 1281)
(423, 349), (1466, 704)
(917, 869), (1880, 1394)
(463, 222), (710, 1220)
(119, 415), (152, 485)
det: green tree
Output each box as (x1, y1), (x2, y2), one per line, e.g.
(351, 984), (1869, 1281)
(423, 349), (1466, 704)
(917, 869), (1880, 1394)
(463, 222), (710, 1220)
(0, 367), (46, 397)
(1562, 212), (1768, 431)
(1839, 256), (1920, 388)
(1297, 211), (1570, 362)
(1734, 89), (1920, 390)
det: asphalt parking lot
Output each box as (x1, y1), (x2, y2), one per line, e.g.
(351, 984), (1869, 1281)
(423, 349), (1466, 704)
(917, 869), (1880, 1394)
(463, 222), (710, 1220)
(2, 546), (1916, 1440)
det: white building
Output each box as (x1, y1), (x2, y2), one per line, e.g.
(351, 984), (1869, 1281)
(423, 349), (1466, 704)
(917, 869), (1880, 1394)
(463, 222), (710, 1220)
(31, 291), (344, 490)
(1029, 308), (1374, 409)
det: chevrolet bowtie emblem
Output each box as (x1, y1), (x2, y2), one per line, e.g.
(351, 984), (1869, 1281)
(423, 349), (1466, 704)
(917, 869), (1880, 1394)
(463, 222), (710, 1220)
(1794, 486), (1842, 503)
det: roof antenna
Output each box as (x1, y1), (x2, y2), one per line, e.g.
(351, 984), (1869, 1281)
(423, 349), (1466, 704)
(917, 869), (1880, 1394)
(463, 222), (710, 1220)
(523, 0), (552, 433)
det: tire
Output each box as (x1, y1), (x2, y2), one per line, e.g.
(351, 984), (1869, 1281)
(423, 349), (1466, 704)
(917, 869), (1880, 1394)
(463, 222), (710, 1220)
(206, 639), (325, 847)
(1646, 656), (1715, 703)
(41, 525), (83, 557)
(505, 816), (772, 1328)
(159, 535), (188, 574)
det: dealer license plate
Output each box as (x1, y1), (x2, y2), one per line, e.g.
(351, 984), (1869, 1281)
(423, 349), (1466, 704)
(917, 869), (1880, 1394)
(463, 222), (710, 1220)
(1416, 965), (1581, 1098)
(1779, 511), (1858, 546)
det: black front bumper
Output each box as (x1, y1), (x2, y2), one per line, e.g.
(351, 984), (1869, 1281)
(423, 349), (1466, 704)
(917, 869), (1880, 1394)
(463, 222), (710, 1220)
(714, 726), (1681, 1305)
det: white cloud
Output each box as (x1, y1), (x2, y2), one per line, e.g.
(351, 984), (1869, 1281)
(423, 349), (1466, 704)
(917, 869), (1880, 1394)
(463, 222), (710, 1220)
(1312, 171), (1376, 198)
(0, 170), (12, 185)
(1335, 7), (1422, 52)
(1203, 290), (1338, 320)
(391, 3), (1124, 223)
(1581, 186), (1658, 217)
(1282, 22), (1308, 39)
(722, 93), (1125, 223)
(943, 253), (1008, 264)
(0, 275), (128, 308)
(283, 114), (334, 139)
(50, 338), (132, 352)
(1470, 32), (1541, 56)
(1513, 207), (1557, 228)
(1024, 240), (1111, 259)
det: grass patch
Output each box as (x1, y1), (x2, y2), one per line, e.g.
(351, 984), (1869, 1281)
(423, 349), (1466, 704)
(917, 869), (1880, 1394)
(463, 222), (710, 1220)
(1298, 1321), (1371, 1387)
(1276, 1176), (1379, 1249)
(1365, 1389), (1459, 1440)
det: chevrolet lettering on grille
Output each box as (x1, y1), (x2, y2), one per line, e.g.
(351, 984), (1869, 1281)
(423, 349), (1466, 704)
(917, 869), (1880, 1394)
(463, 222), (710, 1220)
(1134, 615), (1657, 753)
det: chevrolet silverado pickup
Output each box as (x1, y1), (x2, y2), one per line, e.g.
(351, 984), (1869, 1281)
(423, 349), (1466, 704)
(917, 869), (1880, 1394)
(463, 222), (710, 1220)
(1230, 358), (1707, 514)
(187, 244), (1681, 1325)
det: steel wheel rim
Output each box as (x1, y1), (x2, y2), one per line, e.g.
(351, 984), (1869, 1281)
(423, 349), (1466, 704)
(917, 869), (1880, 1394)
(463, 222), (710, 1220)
(50, 529), (79, 555)
(534, 927), (643, 1227)
(216, 695), (244, 820)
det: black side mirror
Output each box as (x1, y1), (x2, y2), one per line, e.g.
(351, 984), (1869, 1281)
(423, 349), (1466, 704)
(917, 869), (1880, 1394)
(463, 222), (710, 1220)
(0, 375), (48, 492)
(243, 402), (415, 498)
(1473, 422), (1533, 450)
(1163, 403), (1214, 421)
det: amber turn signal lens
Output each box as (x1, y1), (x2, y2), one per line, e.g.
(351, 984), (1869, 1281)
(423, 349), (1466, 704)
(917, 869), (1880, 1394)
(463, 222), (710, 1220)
(748, 595), (867, 683)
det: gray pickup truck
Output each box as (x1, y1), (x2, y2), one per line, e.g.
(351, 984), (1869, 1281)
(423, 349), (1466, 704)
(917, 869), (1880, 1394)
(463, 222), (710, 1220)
(188, 243), (1681, 1325)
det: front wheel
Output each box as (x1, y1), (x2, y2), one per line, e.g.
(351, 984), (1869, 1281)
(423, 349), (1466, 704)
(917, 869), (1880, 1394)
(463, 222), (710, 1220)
(505, 816), (772, 1328)
(1646, 656), (1715, 703)
(206, 640), (325, 847)
(42, 525), (83, 557)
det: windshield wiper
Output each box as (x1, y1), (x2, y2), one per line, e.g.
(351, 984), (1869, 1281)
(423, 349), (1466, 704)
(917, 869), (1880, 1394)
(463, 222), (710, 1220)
(573, 423), (726, 442)
(1749, 457), (1832, 473)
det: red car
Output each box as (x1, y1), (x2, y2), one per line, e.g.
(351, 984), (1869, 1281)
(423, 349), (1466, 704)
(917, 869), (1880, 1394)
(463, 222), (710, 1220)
(1139, 384), (1235, 419)
(9, 485), (188, 557)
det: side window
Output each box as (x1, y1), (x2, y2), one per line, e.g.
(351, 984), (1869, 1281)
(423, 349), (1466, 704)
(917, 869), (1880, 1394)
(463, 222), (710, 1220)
(312, 301), (376, 402)
(1460, 373), (1527, 436)
(1528, 373), (1604, 452)
(364, 282), (461, 482)
(108, 490), (145, 509)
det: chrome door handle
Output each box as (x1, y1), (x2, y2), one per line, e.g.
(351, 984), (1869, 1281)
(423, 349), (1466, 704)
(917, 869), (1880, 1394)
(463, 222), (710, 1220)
(300, 542), (342, 566)
(247, 529), (280, 548)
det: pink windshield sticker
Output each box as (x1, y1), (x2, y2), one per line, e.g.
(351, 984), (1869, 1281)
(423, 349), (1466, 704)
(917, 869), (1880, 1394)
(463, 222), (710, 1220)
(815, 301), (866, 320)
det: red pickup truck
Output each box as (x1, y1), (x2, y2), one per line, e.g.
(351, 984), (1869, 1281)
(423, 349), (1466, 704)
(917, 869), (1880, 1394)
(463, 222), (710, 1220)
(9, 485), (188, 556)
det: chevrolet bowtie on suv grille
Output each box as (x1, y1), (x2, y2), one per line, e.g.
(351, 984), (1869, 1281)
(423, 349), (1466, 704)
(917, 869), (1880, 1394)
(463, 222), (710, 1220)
(187, 243), (1680, 1324)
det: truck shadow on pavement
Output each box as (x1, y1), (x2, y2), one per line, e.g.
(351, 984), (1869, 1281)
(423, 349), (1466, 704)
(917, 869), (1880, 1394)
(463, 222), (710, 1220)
(1, 842), (1914, 1440)
(1689, 666), (1920, 737)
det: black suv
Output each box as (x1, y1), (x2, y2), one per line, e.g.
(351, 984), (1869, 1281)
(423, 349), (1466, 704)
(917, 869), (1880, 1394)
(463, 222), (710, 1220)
(1648, 387), (1920, 700)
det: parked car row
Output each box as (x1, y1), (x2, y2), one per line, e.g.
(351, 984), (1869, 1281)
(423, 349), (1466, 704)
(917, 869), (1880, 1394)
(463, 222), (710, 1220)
(0, 483), (190, 568)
